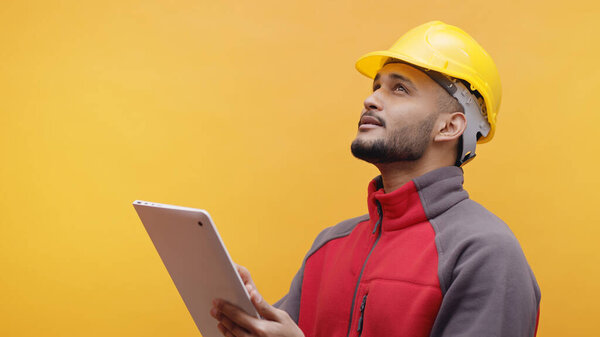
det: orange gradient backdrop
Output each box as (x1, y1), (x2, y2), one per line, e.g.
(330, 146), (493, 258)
(1, 1), (598, 336)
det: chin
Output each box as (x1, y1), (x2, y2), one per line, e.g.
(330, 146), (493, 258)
(350, 137), (380, 153)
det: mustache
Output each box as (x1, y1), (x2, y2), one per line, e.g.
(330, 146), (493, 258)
(358, 111), (386, 127)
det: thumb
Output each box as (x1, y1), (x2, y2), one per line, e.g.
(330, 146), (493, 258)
(249, 288), (280, 321)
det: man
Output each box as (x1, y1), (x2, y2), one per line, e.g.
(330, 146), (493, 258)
(210, 21), (541, 337)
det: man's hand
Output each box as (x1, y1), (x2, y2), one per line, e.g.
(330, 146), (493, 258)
(210, 264), (304, 337)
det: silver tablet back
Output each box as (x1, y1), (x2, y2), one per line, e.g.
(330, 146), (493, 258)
(133, 200), (258, 337)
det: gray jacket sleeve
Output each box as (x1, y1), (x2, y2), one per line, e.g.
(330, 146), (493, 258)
(429, 203), (541, 337)
(273, 264), (304, 322)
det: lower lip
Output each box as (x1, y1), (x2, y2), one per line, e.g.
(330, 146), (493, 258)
(358, 124), (382, 131)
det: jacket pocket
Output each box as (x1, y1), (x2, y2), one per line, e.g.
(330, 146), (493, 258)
(358, 279), (442, 337)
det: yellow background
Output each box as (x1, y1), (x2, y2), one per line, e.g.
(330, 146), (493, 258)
(1, 1), (598, 336)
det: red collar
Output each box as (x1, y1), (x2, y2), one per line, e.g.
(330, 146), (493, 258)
(366, 166), (467, 232)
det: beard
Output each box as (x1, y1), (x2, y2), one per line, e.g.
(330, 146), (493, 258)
(351, 113), (437, 164)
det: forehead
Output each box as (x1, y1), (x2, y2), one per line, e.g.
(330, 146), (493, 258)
(374, 62), (436, 90)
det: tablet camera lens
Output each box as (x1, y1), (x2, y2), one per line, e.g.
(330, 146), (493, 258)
(197, 221), (203, 227)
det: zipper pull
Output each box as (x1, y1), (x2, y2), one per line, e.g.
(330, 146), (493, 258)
(357, 293), (368, 335)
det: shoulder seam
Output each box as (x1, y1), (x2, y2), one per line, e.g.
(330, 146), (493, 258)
(305, 214), (369, 261)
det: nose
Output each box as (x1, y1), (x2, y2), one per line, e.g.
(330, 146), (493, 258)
(363, 90), (383, 112)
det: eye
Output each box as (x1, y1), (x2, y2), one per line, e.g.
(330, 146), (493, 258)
(372, 83), (381, 92)
(393, 84), (407, 93)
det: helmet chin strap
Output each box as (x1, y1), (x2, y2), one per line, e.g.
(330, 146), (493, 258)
(423, 71), (491, 166)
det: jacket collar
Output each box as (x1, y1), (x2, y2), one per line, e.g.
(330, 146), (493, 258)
(367, 166), (469, 232)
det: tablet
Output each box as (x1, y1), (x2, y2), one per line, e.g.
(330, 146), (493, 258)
(133, 200), (259, 336)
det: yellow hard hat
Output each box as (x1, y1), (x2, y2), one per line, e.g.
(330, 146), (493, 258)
(355, 21), (501, 144)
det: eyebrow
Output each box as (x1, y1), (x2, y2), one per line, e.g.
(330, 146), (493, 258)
(373, 73), (417, 91)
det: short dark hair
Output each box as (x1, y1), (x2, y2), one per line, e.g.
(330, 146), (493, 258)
(436, 88), (464, 114)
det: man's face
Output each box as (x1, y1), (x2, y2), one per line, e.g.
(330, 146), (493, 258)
(351, 62), (443, 164)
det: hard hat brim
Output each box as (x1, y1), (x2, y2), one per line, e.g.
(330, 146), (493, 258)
(356, 50), (429, 79)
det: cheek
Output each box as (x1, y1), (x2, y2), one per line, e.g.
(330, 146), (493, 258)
(383, 113), (413, 131)
(383, 100), (424, 121)
(385, 102), (438, 129)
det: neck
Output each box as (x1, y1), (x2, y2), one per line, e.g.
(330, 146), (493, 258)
(369, 142), (460, 193)
(374, 157), (453, 193)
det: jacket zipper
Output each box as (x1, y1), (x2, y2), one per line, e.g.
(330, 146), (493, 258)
(357, 293), (368, 337)
(345, 201), (383, 337)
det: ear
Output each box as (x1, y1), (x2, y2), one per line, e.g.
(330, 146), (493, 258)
(433, 112), (467, 142)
